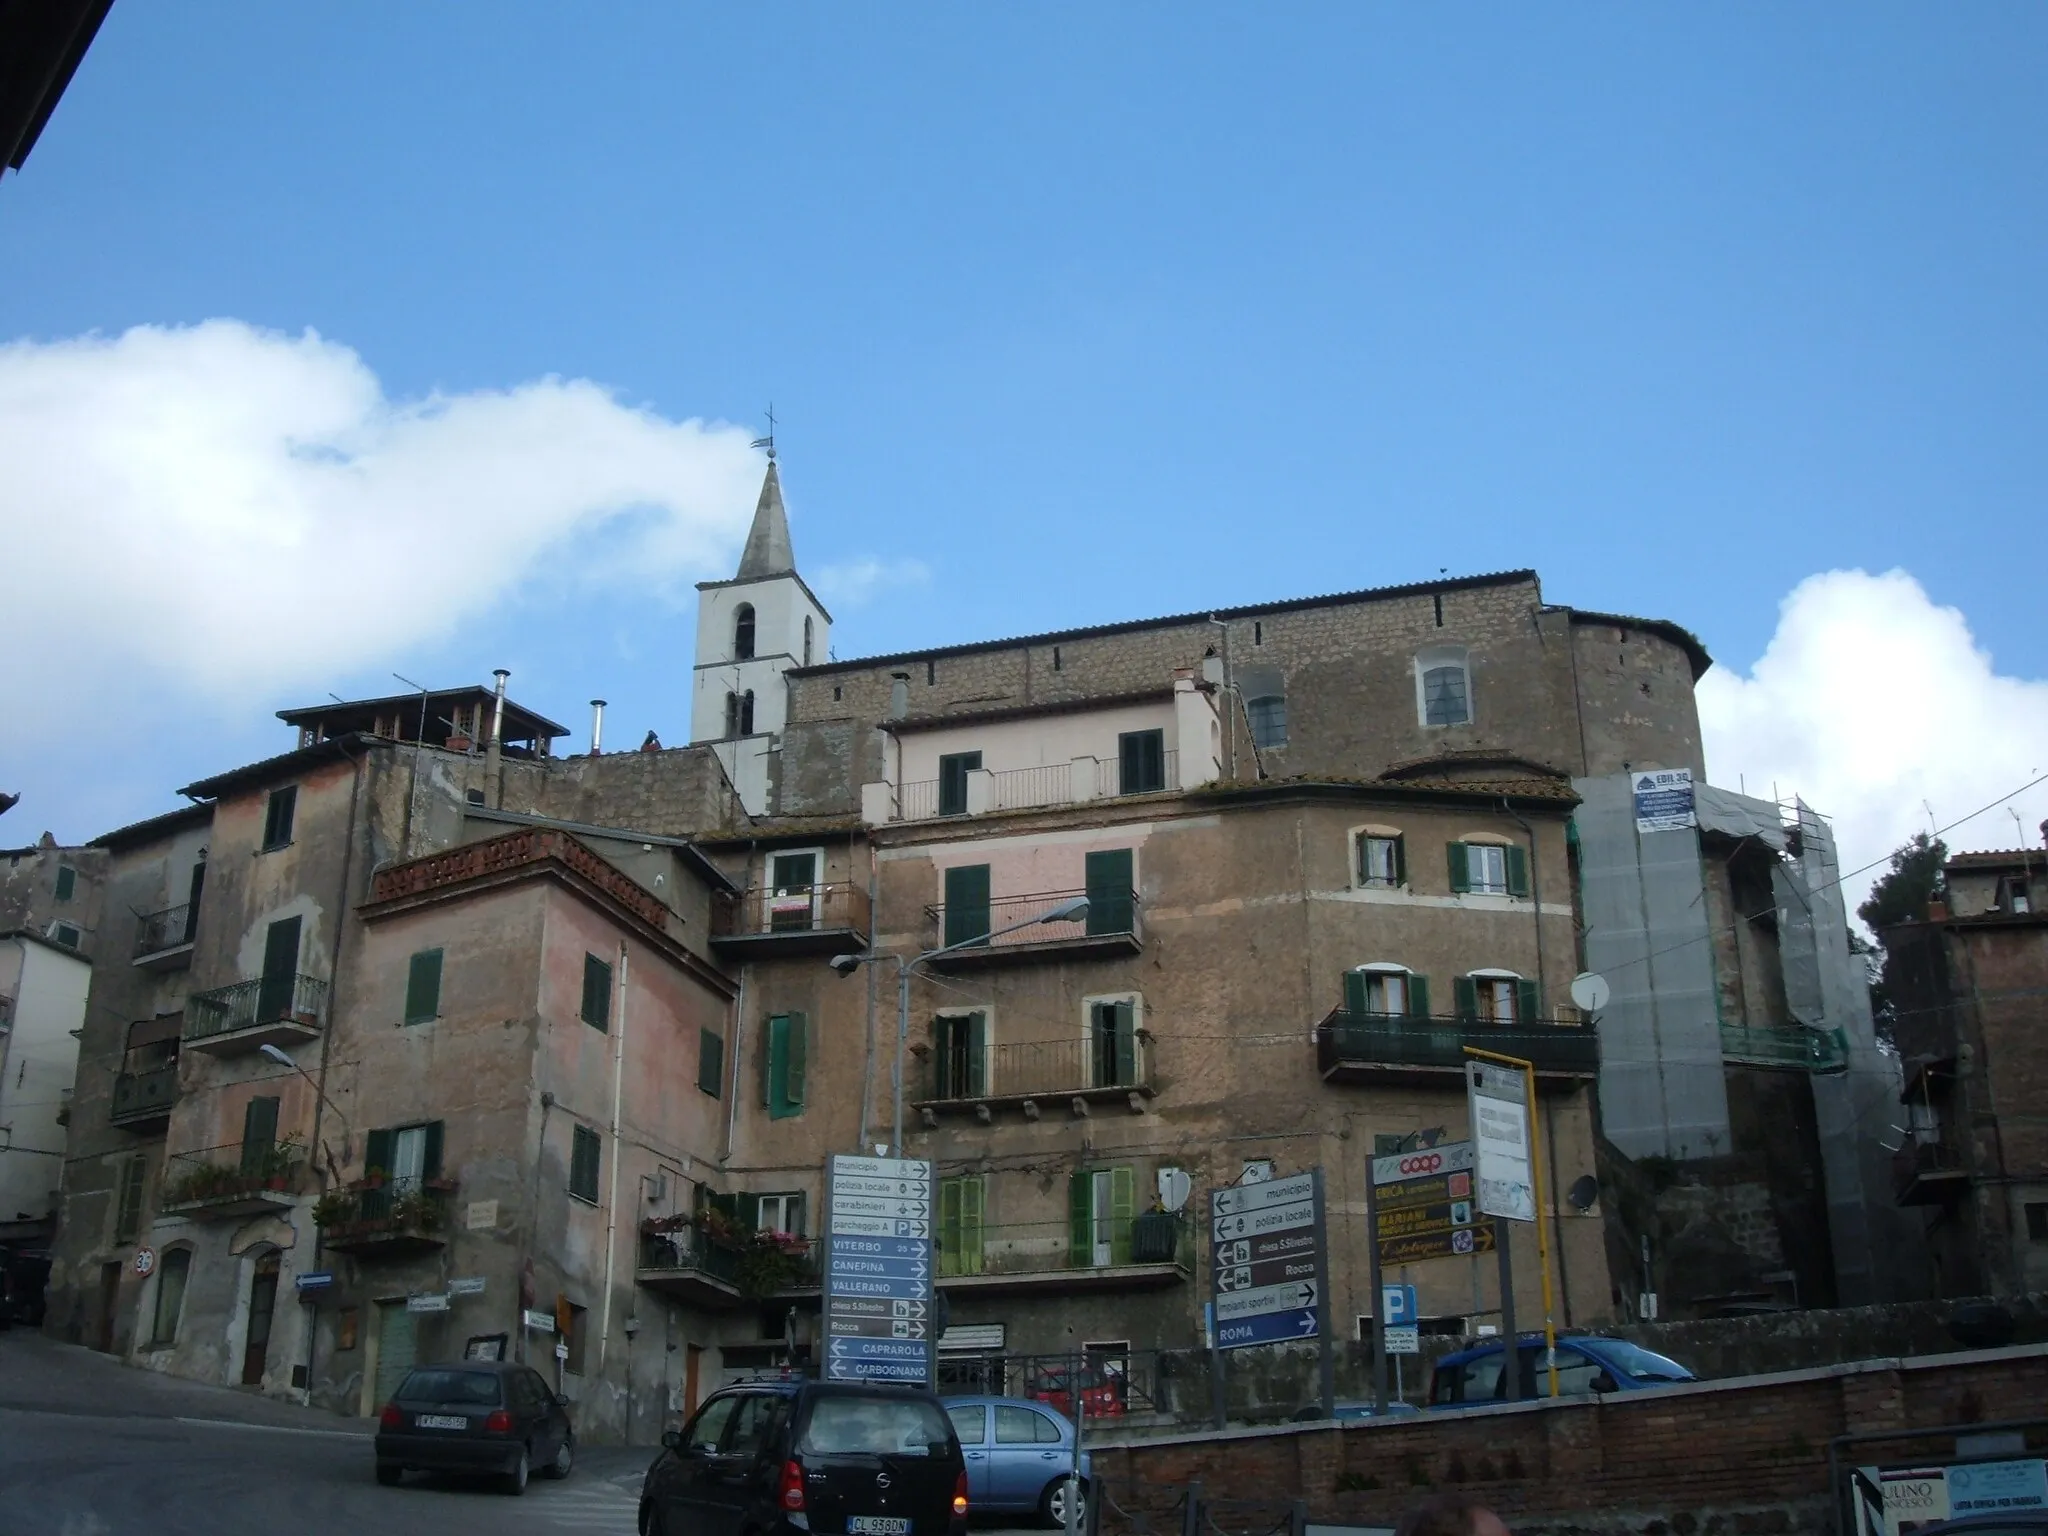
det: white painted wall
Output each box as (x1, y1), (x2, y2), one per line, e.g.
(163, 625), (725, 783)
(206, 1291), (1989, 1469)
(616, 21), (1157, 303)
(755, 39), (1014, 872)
(0, 938), (89, 1222)
(690, 576), (830, 747)
(895, 699), (1178, 786)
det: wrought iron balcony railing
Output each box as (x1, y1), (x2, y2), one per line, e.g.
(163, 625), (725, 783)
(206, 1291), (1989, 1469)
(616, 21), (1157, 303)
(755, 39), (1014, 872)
(710, 883), (871, 948)
(916, 1035), (1152, 1107)
(921, 888), (1141, 958)
(184, 973), (328, 1045)
(161, 1139), (307, 1215)
(1316, 1009), (1600, 1082)
(133, 903), (196, 961)
(314, 1178), (456, 1254)
(1893, 1135), (1970, 1206)
(110, 1064), (179, 1126)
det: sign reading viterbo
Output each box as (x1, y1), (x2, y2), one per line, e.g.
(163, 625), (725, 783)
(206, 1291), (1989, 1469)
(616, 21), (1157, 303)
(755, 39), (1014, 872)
(1467, 1064), (1536, 1223)
(824, 1154), (936, 1386)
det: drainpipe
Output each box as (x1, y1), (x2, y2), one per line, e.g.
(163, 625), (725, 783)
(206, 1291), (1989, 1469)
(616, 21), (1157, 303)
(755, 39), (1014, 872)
(722, 966), (748, 1164)
(597, 944), (628, 1379)
(486, 669), (510, 806)
(1501, 796), (1549, 1016)
(589, 699), (607, 757)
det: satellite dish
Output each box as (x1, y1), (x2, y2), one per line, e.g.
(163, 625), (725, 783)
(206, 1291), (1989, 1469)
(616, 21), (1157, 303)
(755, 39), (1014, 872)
(1157, 1168), (1192, 1213)
(1570, 972), (1612, 1014)
(1567, 1175), (1600, 1212)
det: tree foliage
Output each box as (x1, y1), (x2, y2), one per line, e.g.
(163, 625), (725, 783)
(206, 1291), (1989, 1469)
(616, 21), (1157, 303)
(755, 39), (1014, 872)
(1859, 833), (1948, 1050)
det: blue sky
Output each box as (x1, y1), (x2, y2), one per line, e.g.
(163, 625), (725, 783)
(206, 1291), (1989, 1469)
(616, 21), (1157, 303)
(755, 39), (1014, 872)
(2, 4), (2044, 883)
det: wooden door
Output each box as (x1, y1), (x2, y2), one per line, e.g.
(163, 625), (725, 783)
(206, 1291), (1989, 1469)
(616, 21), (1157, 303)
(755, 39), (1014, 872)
(241, 1251), (280, 1385)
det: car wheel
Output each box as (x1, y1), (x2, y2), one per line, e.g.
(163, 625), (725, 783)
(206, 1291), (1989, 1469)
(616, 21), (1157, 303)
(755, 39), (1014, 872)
(504, 1447), (530, 1496)
(640, 1503), (664, 1536)
(375, 1463), (403, 1488)
(545, 1435), (574, 1479)
(1041, 1476), (1086, 1529)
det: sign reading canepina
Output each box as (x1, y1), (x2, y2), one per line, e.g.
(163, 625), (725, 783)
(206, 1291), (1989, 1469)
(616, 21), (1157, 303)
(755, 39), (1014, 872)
(824, 1153), (937, 1385)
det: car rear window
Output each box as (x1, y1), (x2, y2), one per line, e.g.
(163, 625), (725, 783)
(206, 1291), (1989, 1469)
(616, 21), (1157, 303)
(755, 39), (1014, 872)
(801, 1396), (954, 1457)
(399, 1369), (504, 1405)
(1596, 1343), (1693, 1382)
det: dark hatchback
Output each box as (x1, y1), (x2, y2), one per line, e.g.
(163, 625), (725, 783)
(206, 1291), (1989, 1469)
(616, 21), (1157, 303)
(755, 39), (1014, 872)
(375, 1362), (575, 1495)
(641, 1379), (967, 1536)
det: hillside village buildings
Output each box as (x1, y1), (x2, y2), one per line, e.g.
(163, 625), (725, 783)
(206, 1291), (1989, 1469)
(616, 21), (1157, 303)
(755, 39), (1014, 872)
(33, 459), (1913, 1436)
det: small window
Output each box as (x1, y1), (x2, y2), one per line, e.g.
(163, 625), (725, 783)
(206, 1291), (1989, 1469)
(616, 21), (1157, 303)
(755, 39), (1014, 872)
(403, 949), (443, 1026)
(733, 604), (756, 661)
(1053, 646), (1063, 672)
(803, 616), (814, 667)
(2028, 1203), (2048, 1242)
(757, 1191), (805, 1236)
(764, 1013), (807, 1118)
(151, 1248), (193, 1346)
(724, 692), (741, 737)
(1117, 729), (1167, 795)
(833, 685), (843, 702)
(1245, 695), (1287, 749)
(938, 752), (982, 817)
(52, 923), (81, 948)
(739, 691), (756, 734)
(1357, 834), (1404, 888)
(113, 1156), (146, 1244)
(581, 953), (612, 1032)
(569, 1125), (602, 1204)
(698, 1028), (724, 1097)
(54, 864), (76, 902)
(1416, 647), (1472, 728)
(262, 786), (298, 850)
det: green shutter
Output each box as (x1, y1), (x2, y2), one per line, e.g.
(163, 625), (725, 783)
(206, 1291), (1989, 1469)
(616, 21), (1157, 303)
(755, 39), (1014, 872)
(1343, 970), (1369, 1019)
(1085, 849), (1135, 936)
(960, 1176), (984, 1276)
(54, 865), (75, 902)
(1506, 845), (1531, 898)
(785, 1012), (807, 1108)
(581, 954), (612, 1031)
(698, 1029), (724, 1096)
(115, 1157), (144, 1243)
(1110, 1167), (1135, 1265)
(966, 1013), (988, 1096)
(570, 1126), (600, 1202)
(939, 1178), (960, 1276)
(1068, 1170), (1091, 1266)
(764, 1015), (787, 1111)
(242, 1096), (279, 1161)
(1448, 843), (1471, 894)
(365, 1127), (395, 1180)
(421, 1120), (444, 1179)
(1516, 979), (1541, 1024)
(1393, 835), (1407, 886)
(1409, 974), (1432, 1020)
(944, 865), (991, 948)
(1454, 976), (1479, 1022)
(404, 949), (443, 1025)
(1112, 1002), (1137, 1085)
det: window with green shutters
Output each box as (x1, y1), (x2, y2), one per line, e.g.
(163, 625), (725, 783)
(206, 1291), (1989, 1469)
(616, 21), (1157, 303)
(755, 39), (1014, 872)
(239, 1096), (280, 1170)
(364, 1121), (443, 1186)
(938, 752), (982, 817)
(1356, 834), (1405, 888)
(1456, 975), (1540, 1024)
(580, 953), (612, 1032)
(763, 1013), (807, 1119)
(1117, 730), (1166, 795)
(943, 864), (991, 949)
(1343, 968), (1430, 1019)
(1084, 848), (1135, 936)
(698, 1028), (724, 1097)
(938, 1175), (985, 1278)
(261, 785), (297, 850)
(1088, 999), (1138, 1087)
(569, 1124), (601, 1203)
(54, 864), (75, 902)
(113, 1156), (145, 1244)
(934, 1013), (987, 1099)
(1448, 841), (1527, 897)
(403, 949), (443, 1025)
(1068, 1166), (1136, 1268)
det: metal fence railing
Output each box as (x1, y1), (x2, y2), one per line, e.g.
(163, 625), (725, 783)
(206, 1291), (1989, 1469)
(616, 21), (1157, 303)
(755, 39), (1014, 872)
(161, 1139), (307, 1210)
(637, 1227), (820, 1297)
(899, 779), (941, 820)
(184, 973), (328, 1042)
(133, 903), (196, 958)
(711, 883), (872, 940)
(315, 1179), (456, 1247)
(923, 887), (1141, 952)
(989, 762), (1073, 811)
(110, 1063), (179, 1124)
(919, 1036), (1151, 1103)
(1315, 1010), (1599, 1078)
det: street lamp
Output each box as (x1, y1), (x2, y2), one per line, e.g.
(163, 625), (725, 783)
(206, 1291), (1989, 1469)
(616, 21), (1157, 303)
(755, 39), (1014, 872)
(260, 1042), (353, 1160)
(831, 894), (1090, 1155)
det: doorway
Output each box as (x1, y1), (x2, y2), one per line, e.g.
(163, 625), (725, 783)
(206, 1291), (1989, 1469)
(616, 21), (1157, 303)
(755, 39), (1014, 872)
(1090, 1171), (1114, 1267)
(241, 1251), (281, 1385)
(685, 1343), (702, 1418)
(97, 1261), (122, 1353)
(372, 1301), (416, 1408)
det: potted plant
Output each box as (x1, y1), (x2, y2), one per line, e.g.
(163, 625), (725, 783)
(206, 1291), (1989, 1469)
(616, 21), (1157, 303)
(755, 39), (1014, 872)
(311, 1190), (353, 1228)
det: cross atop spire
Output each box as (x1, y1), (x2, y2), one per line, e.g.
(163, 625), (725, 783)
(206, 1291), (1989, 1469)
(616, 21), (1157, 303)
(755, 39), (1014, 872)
(736, 456), (795, 579)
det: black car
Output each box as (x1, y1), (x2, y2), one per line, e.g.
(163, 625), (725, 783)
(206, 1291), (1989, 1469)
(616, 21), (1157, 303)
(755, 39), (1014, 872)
(375, 1361), (575, 1495)
(641, 1378), (968, 1536)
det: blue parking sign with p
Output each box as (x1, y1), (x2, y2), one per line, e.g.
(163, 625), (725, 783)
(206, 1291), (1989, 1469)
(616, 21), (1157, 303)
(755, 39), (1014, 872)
(1382, 1284), (1418, 1325)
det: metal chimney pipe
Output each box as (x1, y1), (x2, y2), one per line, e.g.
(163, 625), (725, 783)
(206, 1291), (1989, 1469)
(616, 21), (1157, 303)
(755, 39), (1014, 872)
(590, 699), (607, 756)
(489, 669), (511, 747)
(888, 671), (910, 721)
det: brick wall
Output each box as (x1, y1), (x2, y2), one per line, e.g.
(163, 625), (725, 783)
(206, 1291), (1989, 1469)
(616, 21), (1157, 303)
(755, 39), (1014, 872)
(1088, 1344), (2048, 1536)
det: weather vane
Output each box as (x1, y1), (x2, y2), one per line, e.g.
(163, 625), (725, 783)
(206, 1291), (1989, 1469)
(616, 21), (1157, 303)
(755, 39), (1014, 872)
(750, 403), (778, 462)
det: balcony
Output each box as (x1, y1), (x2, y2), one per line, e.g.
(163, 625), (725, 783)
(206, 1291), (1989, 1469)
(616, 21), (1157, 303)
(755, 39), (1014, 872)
(1315, 1010), (1600, 1088)
(183, 973), (327, 1057)
(914, 1036), (1154, 1124)
(709, 883), (871, 958)
(636, 1225), (821, 1307)
(132, 904), (196, 970)
(1894, 1135), (1971, 1206)
(109, 1062), (179, 1132)
(315, 1179), (456, 1256)
(922, 889), (1142, 968)
(935, 1213), (1192, 1297)
(888, 751), (1183, 823)
(161, 1140), (307, 1219)
(1720, 1024), (1849, 1073)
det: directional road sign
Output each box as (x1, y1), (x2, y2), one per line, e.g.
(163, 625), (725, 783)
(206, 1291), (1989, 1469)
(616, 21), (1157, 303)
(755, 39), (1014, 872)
(1214, 1307), (1321, 1349)
(1371, 1140), (1494, 1264)
(1211, 1169), (1329, 1354)
(1211, 1172), (1315, 1215)
(1214, 1278), (1319, 1322)
(1210, 1200), (1315, 1244)
(826, 1154), (936, 1385)
(1378, 1223), (1497, 1266)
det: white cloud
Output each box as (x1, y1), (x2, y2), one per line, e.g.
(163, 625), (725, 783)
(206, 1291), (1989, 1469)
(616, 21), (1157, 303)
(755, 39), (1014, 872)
(1699, 569), (2048, 914)
(0, 320), (764, 708)
(814, 556), (933, 608)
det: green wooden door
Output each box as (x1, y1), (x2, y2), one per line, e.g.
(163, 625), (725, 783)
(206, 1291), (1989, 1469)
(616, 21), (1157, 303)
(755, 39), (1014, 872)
(1084, 849), (1135, 936)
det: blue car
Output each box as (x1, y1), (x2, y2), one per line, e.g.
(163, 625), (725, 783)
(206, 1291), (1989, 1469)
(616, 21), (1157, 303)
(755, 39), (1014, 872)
(1290, 1400), (1423, 1423)
(1429, 1334), (1694, 1406)
(942, 1396), (1090, 1528)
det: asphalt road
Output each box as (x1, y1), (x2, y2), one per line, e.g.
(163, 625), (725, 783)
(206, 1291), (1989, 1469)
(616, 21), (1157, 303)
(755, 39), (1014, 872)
(0, 1329), (1047, 1536)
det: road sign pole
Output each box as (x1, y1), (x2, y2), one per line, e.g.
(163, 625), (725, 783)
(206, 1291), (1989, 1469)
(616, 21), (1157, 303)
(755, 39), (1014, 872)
(1312, 1169), (1335, 1420)
(1364, 1170), (1386, 1414)
(1496, 1218), (1518, 1401)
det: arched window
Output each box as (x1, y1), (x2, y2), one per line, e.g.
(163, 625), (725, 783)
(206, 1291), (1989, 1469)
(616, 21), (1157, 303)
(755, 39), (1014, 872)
(733, 604), (756, 661)
(724, 692), (741, 738)
(1345, 963), (1425, 1020)
(803, 616), (814, 667)
(1415, 645), (1471, 727)
(150, 1246), (193, 1347)
(739, 691), (755, 735)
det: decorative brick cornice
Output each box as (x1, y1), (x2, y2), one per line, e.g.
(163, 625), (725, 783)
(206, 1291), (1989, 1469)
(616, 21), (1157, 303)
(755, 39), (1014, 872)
(370, 829), (672, 932)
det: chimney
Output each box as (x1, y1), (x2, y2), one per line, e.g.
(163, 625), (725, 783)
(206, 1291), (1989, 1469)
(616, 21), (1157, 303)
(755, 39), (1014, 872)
(888, 671), (911, 721)
(484, 669), (511, 806)
(489, 669), (510, 747)
(589, 699), (607, 756)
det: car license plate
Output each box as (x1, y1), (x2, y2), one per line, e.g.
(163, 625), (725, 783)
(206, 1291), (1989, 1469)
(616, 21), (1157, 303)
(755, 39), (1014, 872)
(417, 1414), (469, 1430)
(848, 1520), (911, 1534)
